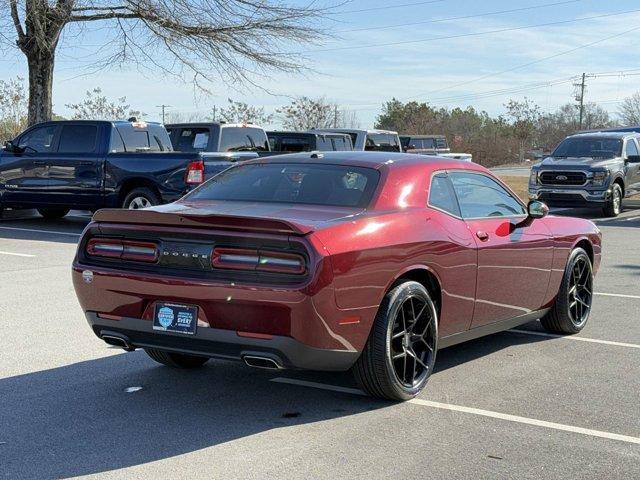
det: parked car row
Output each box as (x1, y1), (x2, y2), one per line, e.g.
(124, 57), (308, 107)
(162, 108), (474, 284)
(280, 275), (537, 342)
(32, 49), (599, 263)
(0, 118), (470, 217)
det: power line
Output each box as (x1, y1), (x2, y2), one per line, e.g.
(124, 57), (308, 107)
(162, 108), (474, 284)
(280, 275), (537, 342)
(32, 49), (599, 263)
(337, 0), (582, 34)
(291, 8), (640, 54)
(331, 0), (447, 15)
(156, 104), (171, 123)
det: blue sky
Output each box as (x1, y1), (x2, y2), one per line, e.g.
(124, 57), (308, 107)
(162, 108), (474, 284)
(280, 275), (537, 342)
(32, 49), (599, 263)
(3, 0), (640, 127)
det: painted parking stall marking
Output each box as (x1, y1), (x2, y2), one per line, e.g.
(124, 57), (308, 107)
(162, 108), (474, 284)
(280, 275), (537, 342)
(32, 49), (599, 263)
(509, 329), (640, 350)
(0, 250), (36, 258)
(271, 378), (640, 446)
(595, 292), (640, 300)
(0, 226), (81, 237)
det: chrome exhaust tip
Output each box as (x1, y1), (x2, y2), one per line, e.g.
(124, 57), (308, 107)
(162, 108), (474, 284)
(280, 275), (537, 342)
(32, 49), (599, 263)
(101, 334), (135, 351)
(243, 355), (282, 370)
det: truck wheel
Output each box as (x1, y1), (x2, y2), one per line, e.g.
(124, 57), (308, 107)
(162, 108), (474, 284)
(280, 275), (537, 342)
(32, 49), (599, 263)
(144, 348), (210, 368)
(602, 183), (622, 217)
(37, 207), (70, 219)
(540, 248), (593, 334)
(352, 281), (438, 401)
(122, 187), (160, 210)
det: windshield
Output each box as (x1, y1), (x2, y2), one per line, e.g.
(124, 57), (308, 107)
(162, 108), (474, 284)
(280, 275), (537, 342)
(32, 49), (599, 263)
(552, 137), (622, 159)
(186, 163), (380, 208)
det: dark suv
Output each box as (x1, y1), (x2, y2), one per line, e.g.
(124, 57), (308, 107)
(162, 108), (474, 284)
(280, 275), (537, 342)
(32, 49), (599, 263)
(529, 131), (640, 217)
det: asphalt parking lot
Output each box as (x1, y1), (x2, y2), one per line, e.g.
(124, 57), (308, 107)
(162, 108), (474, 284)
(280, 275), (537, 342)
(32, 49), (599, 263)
(0, 206), (639, 480)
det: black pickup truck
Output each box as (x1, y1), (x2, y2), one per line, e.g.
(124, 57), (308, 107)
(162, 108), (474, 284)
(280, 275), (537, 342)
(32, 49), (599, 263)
(0, 120), (214, 218)
(267, 131), (353, 152)
(529, 131), (640, 217)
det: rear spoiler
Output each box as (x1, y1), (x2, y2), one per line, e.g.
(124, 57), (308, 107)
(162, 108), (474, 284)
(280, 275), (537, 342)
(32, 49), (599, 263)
(92, 209), (313, 235)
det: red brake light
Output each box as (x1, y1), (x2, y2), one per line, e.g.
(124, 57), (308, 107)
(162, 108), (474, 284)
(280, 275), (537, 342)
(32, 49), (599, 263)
(212, 247), (305, 274)
(86, 238), (158, 263)
(185, 160), (205, 185)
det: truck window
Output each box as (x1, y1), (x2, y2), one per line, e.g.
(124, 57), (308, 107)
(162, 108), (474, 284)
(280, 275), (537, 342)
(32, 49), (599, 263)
(175, 128), (210, 152)
(58, 125), (98, 153)
(408, 139), (423, 149)
(332, 136), (350, 151)
(280, 137), (310, 152)
(116, 126), (151, 152)
(365, 134), (401, 152)
(18, 125), (58, 153)
(423, 138), (436, 149)
(625, 139), (639, 157)
(315, 136), (332, 151)
(435, 138), (448, 149)
(220, 127), (269, 152)
(109, 128), (126, 153)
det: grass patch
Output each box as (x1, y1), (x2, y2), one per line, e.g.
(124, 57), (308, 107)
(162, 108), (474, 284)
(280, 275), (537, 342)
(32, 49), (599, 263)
(499, 176), (530, 202)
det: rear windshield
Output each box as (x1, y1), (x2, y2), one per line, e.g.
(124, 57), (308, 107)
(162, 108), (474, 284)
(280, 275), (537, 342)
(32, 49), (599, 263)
(365, 133), (401, 152)
(187, 163), (380, 207)
(552, 137), (622, 159)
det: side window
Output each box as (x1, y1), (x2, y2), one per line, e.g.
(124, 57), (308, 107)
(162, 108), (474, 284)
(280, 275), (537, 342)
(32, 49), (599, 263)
(423, 138), (436, 149)
(18, 125), (58, 153)
(450, 172), (526, 219)
(280, 137), (309, 152)
(409, 139), (422, 149)
(109, 128), (126, 153)
(332, 136), (349, 151)
(58, 125), (98, 153)
(220, 128), (254, 152)
(245, 128), (269, 151)
(315, 136), (332, 151)
(428, 173), (461, 217)
(625, 139), (639, 157)
(116, 126), (150, 151)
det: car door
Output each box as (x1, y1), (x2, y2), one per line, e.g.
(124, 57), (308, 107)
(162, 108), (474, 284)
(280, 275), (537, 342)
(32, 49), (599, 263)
(449, 171), (554, 327)
(0, 123), (59, 205)
(46, 123), (103, 207)
(623, 138), (640, 195)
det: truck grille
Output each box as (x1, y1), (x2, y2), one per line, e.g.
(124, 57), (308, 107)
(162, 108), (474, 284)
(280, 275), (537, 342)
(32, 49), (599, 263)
(539, 171), (587, 186)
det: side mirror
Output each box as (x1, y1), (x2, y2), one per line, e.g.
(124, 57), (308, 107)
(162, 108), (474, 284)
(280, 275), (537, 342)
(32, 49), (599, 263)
(408, 144), (416, 149)
(626, 155), (640, 163)
(3, 140), (15, 152)
(528, 200), (549, 219)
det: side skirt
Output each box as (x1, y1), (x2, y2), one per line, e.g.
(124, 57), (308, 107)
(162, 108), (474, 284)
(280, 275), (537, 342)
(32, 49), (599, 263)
(438, 309), (549, 349)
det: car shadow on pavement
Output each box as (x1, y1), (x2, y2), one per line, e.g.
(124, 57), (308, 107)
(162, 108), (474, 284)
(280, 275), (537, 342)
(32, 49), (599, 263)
(0, 209), (89, 245)
(550, 200), (640, 227)
(0, 330), (550, 479)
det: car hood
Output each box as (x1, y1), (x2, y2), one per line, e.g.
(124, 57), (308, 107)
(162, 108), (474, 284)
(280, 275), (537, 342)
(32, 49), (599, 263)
(536, 156), (621, 169)
(93, 201), (365, 235)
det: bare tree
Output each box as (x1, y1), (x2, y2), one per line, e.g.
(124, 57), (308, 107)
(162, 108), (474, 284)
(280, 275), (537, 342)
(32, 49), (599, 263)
(618, 92), (640, 126)
(65, 87), (143, 119)
(219, 98), (273, 125)
(3, 1), (329, 125)
(505, 98), (540, 162)
(0, 76), (28, 141)
(277, 96), (338, 130)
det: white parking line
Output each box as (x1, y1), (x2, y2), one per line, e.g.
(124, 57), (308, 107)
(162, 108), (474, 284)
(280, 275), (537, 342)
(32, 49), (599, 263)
(271, 377), (640, 445)
(0, 226), (81, 237)
(509, 329), (640, 349)
(0, 250), (36, 258)
(595, 292), (640, 300)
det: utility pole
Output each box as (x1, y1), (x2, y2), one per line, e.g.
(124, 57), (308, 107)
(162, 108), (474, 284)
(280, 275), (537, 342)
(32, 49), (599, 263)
(574, 73), (587, 130)
(334, 105), (339, 128)
(156, 104), (171, 123)
(211, 105), (217, 122)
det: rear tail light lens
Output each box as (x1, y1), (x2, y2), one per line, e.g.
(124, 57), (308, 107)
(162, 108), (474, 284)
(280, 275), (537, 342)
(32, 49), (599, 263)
(86, 238), (159, 263)
(185, 160), (205, 185)
(212, 248), (305, 274)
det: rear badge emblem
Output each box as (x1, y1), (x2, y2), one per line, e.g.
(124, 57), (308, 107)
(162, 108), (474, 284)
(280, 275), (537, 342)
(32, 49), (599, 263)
(82, 270), (94, 284)
(556, 175), (568, 181)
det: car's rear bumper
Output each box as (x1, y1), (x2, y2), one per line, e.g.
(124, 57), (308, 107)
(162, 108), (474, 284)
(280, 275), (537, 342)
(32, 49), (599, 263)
(87, 313), (360, 371)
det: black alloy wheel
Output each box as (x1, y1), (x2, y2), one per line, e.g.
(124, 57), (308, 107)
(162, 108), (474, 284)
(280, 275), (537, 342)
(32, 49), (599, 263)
(353, 281), (438, 401)
(541, 248), (593, 334)
(389, 295), (436, 389)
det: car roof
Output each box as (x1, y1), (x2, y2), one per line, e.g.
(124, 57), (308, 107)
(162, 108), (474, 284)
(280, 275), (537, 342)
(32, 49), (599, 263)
(165, 122), (263, 129)
(568, 131), (639, 139)
(311, 128), (399, 135)
(239, 151), (484, 171)
(400, 134), (447, 139)
(267, 131), (351, 137)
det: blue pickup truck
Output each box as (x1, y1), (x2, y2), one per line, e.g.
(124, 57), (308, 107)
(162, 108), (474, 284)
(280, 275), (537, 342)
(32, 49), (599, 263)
(0, 120), (238, 218)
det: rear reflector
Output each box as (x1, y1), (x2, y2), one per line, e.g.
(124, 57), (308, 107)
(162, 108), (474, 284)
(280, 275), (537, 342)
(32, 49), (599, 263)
(212, 247), (305, 274)
(185, 160), (205, 185)
(87, 238), (159, 263)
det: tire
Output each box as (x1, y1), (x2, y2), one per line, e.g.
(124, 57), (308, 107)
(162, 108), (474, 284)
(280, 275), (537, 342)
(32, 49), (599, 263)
(144, 348), (210, 368)
(121, 187), (161, 210)
(602, 183), (623, 217)
(540, 248), (593, 334)
(37, 207), (70, 219)
(352, 281), (438, 401)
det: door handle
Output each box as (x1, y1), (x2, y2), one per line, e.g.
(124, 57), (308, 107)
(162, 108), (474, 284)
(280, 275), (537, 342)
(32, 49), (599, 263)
(476, 230), (489, 241)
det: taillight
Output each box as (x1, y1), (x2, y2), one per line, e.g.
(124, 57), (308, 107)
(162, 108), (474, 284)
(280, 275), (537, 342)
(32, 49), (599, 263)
(86, 238), (159, 263)
(212, 247), (305, 274)
(185, 160), (205, 185)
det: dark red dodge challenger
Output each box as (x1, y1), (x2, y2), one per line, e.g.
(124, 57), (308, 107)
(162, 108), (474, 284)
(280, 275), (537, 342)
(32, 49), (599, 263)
(73, 152), (601, 400)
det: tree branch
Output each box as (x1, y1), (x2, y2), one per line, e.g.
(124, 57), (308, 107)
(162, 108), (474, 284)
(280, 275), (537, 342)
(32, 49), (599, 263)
(10, 0), (25, 41)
